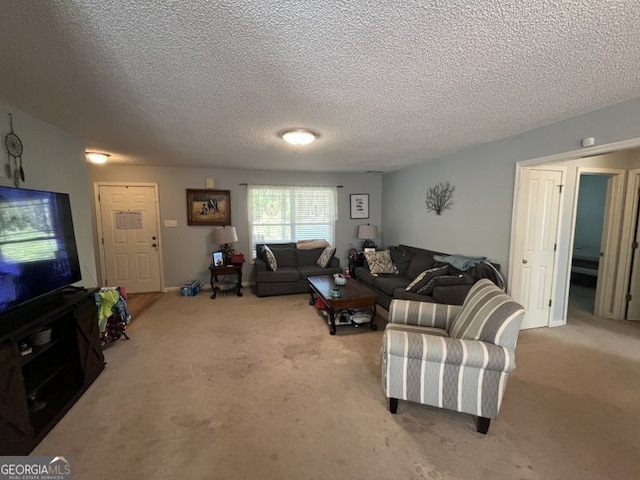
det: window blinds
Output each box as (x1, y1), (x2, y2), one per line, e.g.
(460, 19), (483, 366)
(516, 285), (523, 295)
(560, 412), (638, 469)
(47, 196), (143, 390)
(247, 185), (337, 257)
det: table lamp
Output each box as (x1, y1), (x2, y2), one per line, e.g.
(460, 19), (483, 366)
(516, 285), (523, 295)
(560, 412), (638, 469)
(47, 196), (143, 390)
(213, 226), (238, 264)
(358, 224), (378, 250)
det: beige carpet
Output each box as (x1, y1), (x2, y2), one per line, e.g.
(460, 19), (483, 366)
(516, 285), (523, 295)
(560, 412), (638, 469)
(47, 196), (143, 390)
(33, 287), (640, 480)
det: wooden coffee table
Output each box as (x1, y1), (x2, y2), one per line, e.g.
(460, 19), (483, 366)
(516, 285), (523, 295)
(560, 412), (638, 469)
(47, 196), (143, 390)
(308, 275), (378, 335)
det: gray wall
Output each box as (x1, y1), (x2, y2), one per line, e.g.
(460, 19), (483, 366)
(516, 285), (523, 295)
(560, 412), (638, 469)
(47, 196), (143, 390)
(0, 101), (98, 287)
(574, 174), (609, 251)
(87, 165), (382, 289)
(5, 95), (640, 298)
(382, 98), (640, 283)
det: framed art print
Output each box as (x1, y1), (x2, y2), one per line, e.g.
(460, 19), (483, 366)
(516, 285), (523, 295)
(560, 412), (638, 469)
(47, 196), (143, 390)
(350, 193), (369, 219)
(187, 189), (231, 226)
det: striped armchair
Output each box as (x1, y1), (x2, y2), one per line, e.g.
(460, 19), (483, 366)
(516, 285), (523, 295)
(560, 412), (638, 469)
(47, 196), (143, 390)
(381, 279), (525, 434)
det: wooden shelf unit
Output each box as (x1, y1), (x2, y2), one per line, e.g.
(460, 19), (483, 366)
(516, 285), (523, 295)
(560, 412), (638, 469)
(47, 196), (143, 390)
(0, 288), (105, 455)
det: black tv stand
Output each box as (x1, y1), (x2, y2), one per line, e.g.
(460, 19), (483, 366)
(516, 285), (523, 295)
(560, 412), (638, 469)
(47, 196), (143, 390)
(0, 288), (104, 454)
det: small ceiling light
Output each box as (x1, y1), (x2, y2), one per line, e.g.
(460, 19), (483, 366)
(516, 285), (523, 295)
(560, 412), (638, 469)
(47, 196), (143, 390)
(86, 152), (110, 164)
(279, 129), (318, 146)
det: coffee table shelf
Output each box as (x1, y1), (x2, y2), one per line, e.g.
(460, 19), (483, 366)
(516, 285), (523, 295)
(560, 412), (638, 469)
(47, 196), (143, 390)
(308, 275), (378, 335)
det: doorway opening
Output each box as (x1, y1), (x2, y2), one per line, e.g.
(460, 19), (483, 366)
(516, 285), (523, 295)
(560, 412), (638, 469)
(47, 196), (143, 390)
(568, 173), (611, 317)
(511, 151), (638, 328)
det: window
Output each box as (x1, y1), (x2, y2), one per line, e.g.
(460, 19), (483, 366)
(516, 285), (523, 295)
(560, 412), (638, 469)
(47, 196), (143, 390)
(247, 185), (337, 258)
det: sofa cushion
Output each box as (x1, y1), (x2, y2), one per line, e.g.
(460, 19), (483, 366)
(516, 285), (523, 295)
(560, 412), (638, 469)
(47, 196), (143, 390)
(405, 265), (449, 292)
(389, 247), (414, 275)
(405, 253), (439, 280)
(354, 266), (376, 287)
(262, 245), (278, 271)
(255, 266), (300, 283)
(373, 275), (410, 296)
(298, 264), (340, 279)
(432, 284), (472, 305)
(392, 288), (436, 304)
(272, 247), (297, 268)
(296, 247), (325, 266)
(416, 273), (469, 296)
(316, 246), (336, 268)
(449, 279), (525, 349)
(365, 250), (396, 274)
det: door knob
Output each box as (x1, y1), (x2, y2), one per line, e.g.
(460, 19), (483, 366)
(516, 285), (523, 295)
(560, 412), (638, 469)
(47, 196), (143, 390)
(522, 259), (528, 264)
(152, 243), (157, 247)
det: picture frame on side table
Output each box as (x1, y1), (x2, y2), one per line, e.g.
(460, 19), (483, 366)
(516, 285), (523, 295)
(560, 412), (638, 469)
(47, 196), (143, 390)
(187, 189), (231, 226)
(350, 193), (369, 219)
(212, 252), (224, 267)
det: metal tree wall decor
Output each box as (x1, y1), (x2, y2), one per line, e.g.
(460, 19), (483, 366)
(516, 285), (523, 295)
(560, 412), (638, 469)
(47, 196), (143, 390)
(425, 181), (455, 215)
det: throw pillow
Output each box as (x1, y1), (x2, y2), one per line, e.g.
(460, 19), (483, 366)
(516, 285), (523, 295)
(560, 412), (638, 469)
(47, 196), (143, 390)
(416, 274), (467, 296)
(316, 246), (336, 268)
(297, 239), (330, 250)
(262, 245), (278, 272)
(364, 250), (396, 274)
(405, 265), (449, 292)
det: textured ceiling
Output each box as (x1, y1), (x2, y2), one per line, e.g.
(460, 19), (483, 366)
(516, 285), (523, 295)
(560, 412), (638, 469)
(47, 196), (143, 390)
(0, 0), (639, 173)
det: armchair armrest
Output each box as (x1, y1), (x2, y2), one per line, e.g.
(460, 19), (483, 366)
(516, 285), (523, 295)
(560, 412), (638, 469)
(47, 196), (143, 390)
(384, 328), (516, 373)
(388, 299), (461, 330)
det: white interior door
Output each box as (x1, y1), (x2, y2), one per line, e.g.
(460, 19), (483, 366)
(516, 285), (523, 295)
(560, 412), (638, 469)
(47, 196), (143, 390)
(511, 168), (563, 329)
(626, 172), (640, 320)
(627, 222), (640, 320)
(97, 185), (162, 293)
(592, 171), (627, 318)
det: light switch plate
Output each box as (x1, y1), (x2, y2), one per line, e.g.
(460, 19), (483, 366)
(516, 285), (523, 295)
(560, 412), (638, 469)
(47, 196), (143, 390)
(164, 219), (178, 227)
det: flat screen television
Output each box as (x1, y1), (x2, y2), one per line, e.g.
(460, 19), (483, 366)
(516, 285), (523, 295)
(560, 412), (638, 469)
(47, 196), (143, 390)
(0, 186), (81, 315)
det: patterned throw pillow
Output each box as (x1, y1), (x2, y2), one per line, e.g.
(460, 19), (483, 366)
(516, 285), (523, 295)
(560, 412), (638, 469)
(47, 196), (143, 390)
(364, 250), (396, 274)
(316, 246), (336, 268)
(405, 265), (449, 292)
(416, 274), (466, 296)
(262, 245), (278, 271)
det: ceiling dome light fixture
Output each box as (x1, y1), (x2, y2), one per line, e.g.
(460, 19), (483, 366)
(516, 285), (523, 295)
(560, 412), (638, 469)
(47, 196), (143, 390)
(279, 128), (318, 146)
(86, 152), (110, 164)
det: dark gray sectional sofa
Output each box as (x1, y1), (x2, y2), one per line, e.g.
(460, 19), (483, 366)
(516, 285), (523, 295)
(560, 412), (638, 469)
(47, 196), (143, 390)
(353, 244), (502, 310)
(254, 242), (342, 297)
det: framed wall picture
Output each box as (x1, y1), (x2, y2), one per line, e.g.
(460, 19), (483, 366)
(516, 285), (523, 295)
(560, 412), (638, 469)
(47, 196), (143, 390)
(187, 189), (231, 226)
(350, 193), (369, 219)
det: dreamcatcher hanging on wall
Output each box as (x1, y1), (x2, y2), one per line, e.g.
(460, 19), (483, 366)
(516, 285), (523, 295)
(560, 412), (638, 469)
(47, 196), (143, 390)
(5, 113), (25, 187)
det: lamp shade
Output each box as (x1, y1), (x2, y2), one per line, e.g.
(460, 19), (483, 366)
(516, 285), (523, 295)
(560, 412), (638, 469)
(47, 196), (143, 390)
(214, 226), (238, 244)
(358, 224), (378, 240)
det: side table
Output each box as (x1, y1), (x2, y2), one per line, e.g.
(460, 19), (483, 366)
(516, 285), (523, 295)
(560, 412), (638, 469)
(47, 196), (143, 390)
(208, 264), (243, 299)
(348, 253), (365, 276)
